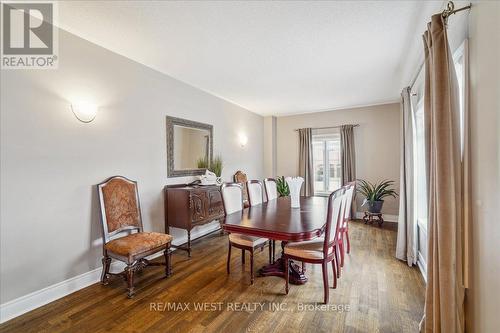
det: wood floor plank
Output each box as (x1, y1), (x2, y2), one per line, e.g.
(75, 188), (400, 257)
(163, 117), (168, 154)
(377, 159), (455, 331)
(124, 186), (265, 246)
(0, 221), (424, 333)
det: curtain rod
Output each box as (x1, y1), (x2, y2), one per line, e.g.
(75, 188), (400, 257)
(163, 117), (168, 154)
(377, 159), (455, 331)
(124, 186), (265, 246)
(442, 1), (472, 19)
(409, 1), (471, 89)
(294, 124), (359, 132)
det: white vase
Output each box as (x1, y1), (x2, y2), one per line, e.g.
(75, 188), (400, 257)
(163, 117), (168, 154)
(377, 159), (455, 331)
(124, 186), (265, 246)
(285, 177), (304, 208)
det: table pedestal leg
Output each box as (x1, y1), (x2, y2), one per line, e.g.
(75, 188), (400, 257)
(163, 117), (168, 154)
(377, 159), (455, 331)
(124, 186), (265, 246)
(257, 241), (308, 285)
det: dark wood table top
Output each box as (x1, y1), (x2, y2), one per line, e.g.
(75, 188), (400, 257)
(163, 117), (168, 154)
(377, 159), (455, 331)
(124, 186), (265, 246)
(223, 196), (328, 242)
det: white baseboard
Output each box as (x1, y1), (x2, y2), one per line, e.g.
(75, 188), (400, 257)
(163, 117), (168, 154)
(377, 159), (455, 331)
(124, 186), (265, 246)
(354, 212), (399, 223)
(0, 266), (102, 324)
(0, 223), (221, 324)
(417, 252), (427, 283)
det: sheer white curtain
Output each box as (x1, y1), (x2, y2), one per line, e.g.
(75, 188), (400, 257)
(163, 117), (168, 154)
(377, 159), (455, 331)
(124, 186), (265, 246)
(396, 87), (417, 266)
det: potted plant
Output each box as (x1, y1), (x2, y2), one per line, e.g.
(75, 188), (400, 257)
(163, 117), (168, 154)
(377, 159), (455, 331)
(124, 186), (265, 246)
(209, 155), (223, 177)
(196, 156), (223, 177)
(357, 179), (398, 213)
(276, 176), (290, 197)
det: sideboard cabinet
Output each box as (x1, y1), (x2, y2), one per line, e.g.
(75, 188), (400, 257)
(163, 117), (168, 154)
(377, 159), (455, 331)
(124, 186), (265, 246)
(164, 184), (224, 257)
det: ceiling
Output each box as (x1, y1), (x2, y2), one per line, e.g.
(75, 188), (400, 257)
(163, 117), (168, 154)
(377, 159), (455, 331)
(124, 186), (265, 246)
(57, 1), (445, 116)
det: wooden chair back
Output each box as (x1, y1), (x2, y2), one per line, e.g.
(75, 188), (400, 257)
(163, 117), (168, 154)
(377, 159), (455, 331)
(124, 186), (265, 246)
(221, 183), (244, 215)
(323, 188), (346, 256)
(264, 178), (278, 201)
(343, 181), (356, 227)
(97, 176), (143, 244)
(233, 170), (249, 206)
(247, 180), (265, 206)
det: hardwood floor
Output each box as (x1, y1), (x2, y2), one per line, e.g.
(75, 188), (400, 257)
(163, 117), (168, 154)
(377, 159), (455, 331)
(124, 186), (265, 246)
(0, 221), (425, 333)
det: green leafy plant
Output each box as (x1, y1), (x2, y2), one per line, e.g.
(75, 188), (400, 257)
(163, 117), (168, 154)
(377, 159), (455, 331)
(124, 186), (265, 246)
(209, 155), (223, 177)
(196, 157), (208, 169)
(357, 179), (398, 206)
(276, 176), (290, 197)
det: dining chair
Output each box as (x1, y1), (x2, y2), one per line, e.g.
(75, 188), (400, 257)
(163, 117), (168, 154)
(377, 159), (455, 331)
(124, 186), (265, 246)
(333, 187), (349, 279)
(263, 178), (278, 201)
(338, 181), (356, 270)
(284, 187), (346, 304)
(221, 183), (271, 284)
(247, 180), (265, 206)
(233, 170), (250, 208)
(97, 176), (173, 298)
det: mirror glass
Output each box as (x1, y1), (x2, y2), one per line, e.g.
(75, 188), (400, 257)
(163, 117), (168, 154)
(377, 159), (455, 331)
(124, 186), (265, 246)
(173, 125), (210, 170)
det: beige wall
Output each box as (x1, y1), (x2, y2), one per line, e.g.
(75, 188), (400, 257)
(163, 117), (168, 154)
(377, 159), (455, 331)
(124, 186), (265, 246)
(263, 116), (277, 178)
(275, 103), (400, 216)
(0, 28), (264, 305)
(467, 1), (500, 331)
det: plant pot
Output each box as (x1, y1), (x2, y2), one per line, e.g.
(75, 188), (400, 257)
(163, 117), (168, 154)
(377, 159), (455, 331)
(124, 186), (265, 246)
(367, 200), (384, 213)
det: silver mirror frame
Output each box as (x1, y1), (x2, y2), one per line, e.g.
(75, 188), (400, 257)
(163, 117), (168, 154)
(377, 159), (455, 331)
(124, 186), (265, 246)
(166, 116), (213, 177)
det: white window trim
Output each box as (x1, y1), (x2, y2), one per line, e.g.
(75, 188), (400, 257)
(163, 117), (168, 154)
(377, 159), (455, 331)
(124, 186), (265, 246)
(312, 131), (341, 196)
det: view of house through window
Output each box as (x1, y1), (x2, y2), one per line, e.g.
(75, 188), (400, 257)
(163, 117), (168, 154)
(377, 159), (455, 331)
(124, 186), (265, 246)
(312, 131), (342, 195)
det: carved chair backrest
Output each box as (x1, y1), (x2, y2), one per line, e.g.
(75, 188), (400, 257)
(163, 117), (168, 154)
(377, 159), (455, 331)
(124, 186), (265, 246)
(233, 170), (249, 205)
(221, 183), (244, 215)
(343, 182), (356, 226)
(323, 188), (346, 256)
(97, 176), (143, 244)
(247, 180), (265, 206)
(264, 178), (278, 201)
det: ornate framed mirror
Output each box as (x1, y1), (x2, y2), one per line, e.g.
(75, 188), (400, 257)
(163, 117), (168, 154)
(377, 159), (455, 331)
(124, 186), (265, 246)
(166, 116), (213, 177)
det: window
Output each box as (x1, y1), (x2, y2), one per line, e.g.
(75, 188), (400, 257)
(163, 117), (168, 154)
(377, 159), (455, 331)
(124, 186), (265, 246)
(413, 95), (428, 278)
(453, 42), (466, 157)
(413, 99), (427, 228)
(312, 131), (341, 195)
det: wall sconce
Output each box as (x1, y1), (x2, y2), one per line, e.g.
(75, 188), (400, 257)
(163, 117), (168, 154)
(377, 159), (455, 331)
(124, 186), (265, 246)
(71, 102), (98, 123)
(239, 133), (248, 148)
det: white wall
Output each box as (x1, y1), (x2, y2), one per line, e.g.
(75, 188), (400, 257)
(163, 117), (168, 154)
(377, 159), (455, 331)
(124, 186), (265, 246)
(275, 103), (400, 216)
(467, 1), (500, 331)
(0, 29), (264, 305)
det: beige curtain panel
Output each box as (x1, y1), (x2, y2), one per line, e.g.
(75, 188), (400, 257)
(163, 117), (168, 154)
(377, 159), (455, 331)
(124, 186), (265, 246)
(396, 87), (417, 266)
(420, 14), (465, 333)
(340, 125), (356, 185)
(298, 128), (314, 196)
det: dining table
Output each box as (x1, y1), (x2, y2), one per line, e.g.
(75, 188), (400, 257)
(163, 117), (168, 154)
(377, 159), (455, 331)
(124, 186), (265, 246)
(222, 196), (328, 285)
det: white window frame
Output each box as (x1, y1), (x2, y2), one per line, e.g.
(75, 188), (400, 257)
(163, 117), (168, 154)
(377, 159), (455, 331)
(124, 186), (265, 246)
(453, 41), (466, 158)
(312, 131), (341, 196)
